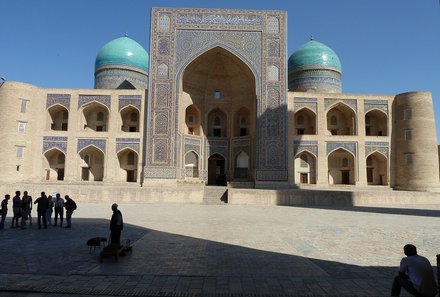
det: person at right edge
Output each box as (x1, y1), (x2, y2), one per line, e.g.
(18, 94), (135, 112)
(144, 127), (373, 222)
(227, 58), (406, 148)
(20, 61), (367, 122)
(110, 203), (123, 246)
(391, 244), (437, 297)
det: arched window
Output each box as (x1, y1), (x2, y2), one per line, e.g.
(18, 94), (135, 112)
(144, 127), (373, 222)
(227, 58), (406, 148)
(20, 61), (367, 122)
(342, 157), (349, 167)
(127, 152), (135, 165)
(331, 116), (337, 126)
(297, 115), (304, 125)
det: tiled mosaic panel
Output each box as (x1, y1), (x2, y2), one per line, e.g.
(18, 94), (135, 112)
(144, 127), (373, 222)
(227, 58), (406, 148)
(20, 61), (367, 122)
(365, 141), (389, 158)
(364, 100), (388, 114)
(46, 94), (71, 110)
(326, 142), (356, 156)
(176, 12), (263, 26)
(175, 30), (262, 77)
(118, 95), (142, 111)
(78, 95), (111, 110)
(116, 143), (140, 154)
(325, 98), (357, 112)
(77, 139), (106, 153)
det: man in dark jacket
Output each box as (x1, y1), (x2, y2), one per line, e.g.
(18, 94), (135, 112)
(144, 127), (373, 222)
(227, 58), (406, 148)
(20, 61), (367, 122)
(34, 192), (49, 229)
(64, 195), (77, 228)
(0, 194), (10, 230)
(110, 203), (123, 246)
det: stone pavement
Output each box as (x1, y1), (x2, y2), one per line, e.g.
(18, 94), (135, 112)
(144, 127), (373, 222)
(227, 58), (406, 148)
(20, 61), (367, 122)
(1, 202), (440, 296)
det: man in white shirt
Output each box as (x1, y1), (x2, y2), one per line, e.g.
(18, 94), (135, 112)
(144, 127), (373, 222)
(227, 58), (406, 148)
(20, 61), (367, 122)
(391, 244), (437, 297)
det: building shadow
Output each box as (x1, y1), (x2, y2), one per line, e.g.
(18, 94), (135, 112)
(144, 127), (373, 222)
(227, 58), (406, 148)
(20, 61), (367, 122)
(0, 218), (419, 296)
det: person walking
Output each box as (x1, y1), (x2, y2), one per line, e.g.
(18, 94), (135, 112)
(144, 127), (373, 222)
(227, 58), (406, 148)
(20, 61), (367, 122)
(64, 195), (77, 228)
(53, 193), (64, 227)
(109, 203), (123, 246)
(34, 192), (49, 229)
(11, 191), (21, 228)
(0, 194), (10, 230)
(391, 244), (437, 297)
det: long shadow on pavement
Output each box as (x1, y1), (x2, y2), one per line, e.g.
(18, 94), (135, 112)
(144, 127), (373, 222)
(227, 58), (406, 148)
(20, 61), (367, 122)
(0, 218), (406, 296)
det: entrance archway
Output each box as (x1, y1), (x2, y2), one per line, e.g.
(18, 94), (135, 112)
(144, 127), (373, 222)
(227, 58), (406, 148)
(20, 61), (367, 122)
(328, 148), (355, 185)
(180, 46), (256, 183)
(366, 152), (388, 185)
(79, 146), (104, 181)
(208, 154), (226, 186)
(294, 151), (316, 184)
(43, 149), (65, 181)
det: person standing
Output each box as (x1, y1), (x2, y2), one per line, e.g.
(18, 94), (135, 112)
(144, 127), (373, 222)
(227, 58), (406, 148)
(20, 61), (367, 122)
(21, 191), (32, 228)
(34, 192), (49, 229)
(109, 203), (123, 246)
(53, 193), (64, 227)
(391, 244), (437, 297)
(64, 195), (77, 228)
(0, 194), (10, 230)
(11, 191), (21, 228)
(46, 195), (54, 226)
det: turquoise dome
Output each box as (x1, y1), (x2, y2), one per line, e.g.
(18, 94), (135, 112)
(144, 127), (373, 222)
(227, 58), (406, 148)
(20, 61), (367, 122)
(288, 40), (341, 72)
(95, 37), (149, 72)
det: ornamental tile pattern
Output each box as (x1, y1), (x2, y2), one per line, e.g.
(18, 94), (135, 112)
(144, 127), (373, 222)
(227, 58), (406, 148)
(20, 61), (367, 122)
(77, 139), (106, 153)
(78, 95), (111, 110)
(116, 143), (140, 154)
(325, 98), (357, 113)
(267, 39), (280, 57)
(42, 136), (68, 154)
(147, 8), (287, 181)
(294, 102), (317, 113)
(232, 137), (251, 157)
(206, 139), (229, 158)
(364, 100), (388, 114)
(184, 137), (202, 156)
(46, 94), (71, 110)
(175, 30), (262, 77)
(116, 138), (140, 143)
(365, 141), (389, 158)
(118, 95), (142, 111)
(293, 141), (318, 157)
(326, 142), (356, 156)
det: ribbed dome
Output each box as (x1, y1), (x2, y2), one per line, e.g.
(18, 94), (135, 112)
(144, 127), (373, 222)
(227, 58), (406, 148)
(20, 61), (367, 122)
(288, 40), (341, 72)
(95, 37), (149, 72)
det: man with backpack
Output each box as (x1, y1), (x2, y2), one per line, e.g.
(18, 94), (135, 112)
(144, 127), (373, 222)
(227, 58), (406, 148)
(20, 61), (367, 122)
(64, 195), (77, 228)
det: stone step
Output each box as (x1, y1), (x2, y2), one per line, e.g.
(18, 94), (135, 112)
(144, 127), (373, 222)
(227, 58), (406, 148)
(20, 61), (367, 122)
(203, 186), (228, 204)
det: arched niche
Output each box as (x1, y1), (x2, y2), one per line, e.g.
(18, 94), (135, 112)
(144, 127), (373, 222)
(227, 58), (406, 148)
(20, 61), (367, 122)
(208, 108), (227, 137)
(121, 106), (140, 132)
(234, 151), (249, 178)
(234, 107), (250, 137)
(185, 105), (201, 136)
(328, 148), (355, 185)
(81, 102), (109, 132)
(295, 108), (316, 135)
(117, 148), (138, 182)
(366, 152), (388, 185)
(78, 146), (104, 181)
(327, 103), (356, 135)
(365, 109), (388, 136)
(43, 148), (65, 181)
(47, 105), (68, 131)
(294, 151), (317, 184)
(184, 151), (199, 178)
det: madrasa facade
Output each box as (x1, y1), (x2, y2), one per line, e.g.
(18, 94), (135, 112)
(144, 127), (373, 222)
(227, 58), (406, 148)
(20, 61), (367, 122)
(1, 7), (439, 198)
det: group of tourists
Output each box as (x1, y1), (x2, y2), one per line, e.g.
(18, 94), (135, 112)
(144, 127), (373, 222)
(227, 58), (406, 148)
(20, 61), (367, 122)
(0, 191), (77, 230)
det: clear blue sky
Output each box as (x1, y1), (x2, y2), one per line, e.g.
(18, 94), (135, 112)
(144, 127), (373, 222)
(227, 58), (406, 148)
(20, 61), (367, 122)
(1, 1), (440, 141)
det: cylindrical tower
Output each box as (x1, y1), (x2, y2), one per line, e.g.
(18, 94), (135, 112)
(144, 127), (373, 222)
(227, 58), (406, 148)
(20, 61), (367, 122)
(0, 81), (39, 183)
(288, 40), (342, 93)
(391, 91), (439, 190)
(94, 36), (149, 90)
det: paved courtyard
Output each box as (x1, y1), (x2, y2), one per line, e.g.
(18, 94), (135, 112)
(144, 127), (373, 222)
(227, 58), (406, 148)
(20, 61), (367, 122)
(1, 202), (440, 296)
